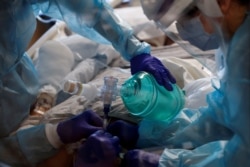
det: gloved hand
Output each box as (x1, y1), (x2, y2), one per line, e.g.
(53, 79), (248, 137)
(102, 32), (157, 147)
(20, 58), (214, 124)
(107, 120), (139, 149)
(130, 53), (176, 91)
(74, 130), (121, 167)
(57, 110), (103, 144)
(121, 149), (160, 167)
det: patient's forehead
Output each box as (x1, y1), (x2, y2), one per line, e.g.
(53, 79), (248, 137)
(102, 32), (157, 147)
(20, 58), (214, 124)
(38, 93), (54, 103)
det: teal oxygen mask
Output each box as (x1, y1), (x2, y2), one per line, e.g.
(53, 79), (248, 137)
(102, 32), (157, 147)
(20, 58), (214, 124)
(120, 71), (185, 122)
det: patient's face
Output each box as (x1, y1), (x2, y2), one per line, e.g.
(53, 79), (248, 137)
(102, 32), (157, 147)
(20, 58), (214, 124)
(35, 93), (54, 111)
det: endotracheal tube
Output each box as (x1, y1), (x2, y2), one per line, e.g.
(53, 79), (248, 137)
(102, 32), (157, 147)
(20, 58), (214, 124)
(100, 76), (119, 129)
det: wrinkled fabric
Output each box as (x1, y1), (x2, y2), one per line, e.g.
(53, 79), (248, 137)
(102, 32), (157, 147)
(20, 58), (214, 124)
(0, 54), (39, 137)
(0, 124), (58, 167)
(137, 13), (250, 167)
(31, 0), (150, 61)
(0, 0), (150, 166)
(0, 1), (36, 76)
(0, 54), (41, 166)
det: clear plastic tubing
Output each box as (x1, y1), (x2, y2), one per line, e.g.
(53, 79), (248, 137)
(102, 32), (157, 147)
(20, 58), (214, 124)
(62, 80), (99, 101)
(101, 76), (119, 106)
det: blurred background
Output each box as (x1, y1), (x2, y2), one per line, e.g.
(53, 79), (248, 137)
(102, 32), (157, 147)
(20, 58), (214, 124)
(107, 0), (141, 8)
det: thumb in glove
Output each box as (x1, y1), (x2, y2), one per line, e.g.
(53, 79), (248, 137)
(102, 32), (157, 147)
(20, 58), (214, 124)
(74, 130), (121, 167)
(107, 120), (139, 149)
(57, 109), (103, 144)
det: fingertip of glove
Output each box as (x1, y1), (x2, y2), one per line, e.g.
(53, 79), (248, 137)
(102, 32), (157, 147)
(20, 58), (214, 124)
(164, 83), (174, 91)
(158, 78), (173, 91)
(170, 76), (177, 84)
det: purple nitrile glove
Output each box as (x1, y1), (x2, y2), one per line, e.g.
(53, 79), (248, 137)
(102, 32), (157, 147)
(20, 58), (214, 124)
(130, 53), (176, 91)
(107, 120), (139, 149)
(121, 149), (160, 167)
(74, 130), (121, 167)
(57, 110), (103, 144)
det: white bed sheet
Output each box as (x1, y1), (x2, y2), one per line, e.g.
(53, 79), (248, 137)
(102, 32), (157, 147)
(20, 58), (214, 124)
(26, 7), (213, 125)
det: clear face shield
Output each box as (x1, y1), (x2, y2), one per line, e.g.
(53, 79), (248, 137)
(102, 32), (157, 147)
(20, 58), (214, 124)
(141, 0), (225, 75)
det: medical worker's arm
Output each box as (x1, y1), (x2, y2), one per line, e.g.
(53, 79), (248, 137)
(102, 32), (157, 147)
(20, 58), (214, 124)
(121, 14), (250, 167)
(0, 125), (57, 166)
(0, 108), (103, 166)
(30, 0), (176, 90)
(119, 107), (234, 167)
(145, 89), (248, 167)
(107, 109), (232, 149)
(155, 13), (250, 167)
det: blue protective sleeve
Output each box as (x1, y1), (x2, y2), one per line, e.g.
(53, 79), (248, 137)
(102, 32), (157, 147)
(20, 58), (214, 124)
(30, 0), (151, 61)
(137, 108), (233, 149)
(0, 125), (57, 167)
(0, 54), (57, 166)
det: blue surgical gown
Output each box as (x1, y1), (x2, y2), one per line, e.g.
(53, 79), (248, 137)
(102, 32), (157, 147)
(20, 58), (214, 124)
(0, 0), (150, 166)
(137, 12), (250, 167)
